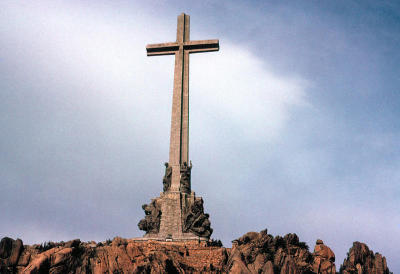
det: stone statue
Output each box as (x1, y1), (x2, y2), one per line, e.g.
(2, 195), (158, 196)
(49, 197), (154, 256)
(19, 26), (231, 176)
(180, 161), (192, 193)
(162, 162), (172, 192)
(138, 200), (161, 234)
(183, 198), (213, 238)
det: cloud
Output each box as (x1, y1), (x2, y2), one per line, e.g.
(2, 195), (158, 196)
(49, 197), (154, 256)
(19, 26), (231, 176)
(190, 43), (309, 143)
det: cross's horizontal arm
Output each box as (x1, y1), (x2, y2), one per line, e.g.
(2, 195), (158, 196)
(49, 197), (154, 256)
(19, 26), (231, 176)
(146, 42), (179, 56)
(184, 39), (219, 53)
(146, 39), (219, 56)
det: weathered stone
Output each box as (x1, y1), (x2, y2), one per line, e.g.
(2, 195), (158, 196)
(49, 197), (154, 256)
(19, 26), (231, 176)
(111, 237), (127, 247)
(312, 239), (336, 273)
(0, 233), (393, 273)
(0, 237), (23, 267)
(340, 241), (391, 274)
(17, 251), (30, 266)
(0, 237), (14, 259)
(138, 199), (162, 234)
(183, 198), (213, 237)
(262, 260), (274, 274)
(64, 238), (80, 248)
(284, 233), (299, 245)
(180, 161), (192, 193)
(162, 162), (172, 192)
(227, 229), (314, 273)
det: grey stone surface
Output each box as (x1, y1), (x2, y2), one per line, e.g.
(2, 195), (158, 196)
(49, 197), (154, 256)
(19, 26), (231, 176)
(139, 13), (218, 241)
(162, 162), (172, 192)
(138, 200), (161, 234)
(183, 198), (213, 238)
(179, 161), (192, 194)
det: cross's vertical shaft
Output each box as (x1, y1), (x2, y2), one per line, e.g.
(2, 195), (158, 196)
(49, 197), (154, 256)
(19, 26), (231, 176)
(146, 13), (218, 194)
(169, 14), (190, 192)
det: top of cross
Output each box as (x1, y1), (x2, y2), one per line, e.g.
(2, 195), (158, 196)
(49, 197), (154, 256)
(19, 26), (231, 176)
(146, 13), (219, 56)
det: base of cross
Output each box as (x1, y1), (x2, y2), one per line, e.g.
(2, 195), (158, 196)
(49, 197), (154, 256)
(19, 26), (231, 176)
(137, 190), (213, 242)
(132, 235), (209, 243)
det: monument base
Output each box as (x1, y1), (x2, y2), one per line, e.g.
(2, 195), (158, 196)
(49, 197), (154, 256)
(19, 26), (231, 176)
(132, 236), (209, 243)
(138, 191), (213, 241)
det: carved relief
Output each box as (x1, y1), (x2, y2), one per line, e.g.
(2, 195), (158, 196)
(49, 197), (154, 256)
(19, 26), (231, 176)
(183, 198), (213, 238)
(180, 161), (192, 193)
(138, 200), (161, 234)
(162, 162), (172, 192)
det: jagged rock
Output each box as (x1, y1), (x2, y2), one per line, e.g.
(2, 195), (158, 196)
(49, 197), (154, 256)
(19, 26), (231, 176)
(227, 229), (315, 273)
(0, 231), (392, 274)
(312, 239), (336, 273)
(137, 199), (162, 234)
(0, 237), (23, 269)
(183, 198), (213, 237)
(0, 237), (227, 273)
(64, 239), (80, 248)
(340, 241), (391, 274)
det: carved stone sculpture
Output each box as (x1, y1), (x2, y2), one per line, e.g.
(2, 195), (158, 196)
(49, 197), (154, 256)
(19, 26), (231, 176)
(162, 162), (172, 192)
(180, 161), (192, 193)
(138, 200), (161, 234)
(183, 198), (213, 238)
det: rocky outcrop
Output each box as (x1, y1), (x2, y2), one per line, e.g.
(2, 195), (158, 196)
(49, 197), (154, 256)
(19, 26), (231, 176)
(226, 229), (335, 273)
(312, 239), (336, 273)
(0, 229), (391, 273)
(339, 241), (392, 274)
(0, 237), (24, 271)
(0, 237), (227, 273)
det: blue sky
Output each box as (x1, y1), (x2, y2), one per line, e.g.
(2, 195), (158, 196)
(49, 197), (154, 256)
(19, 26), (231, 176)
(1, 0), (399, 271)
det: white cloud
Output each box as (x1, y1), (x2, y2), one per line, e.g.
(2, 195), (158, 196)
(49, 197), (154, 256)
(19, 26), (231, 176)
(191, 43), (309, 143)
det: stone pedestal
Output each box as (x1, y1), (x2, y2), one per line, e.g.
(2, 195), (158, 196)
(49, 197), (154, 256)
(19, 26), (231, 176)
(138, 190), (212, 242)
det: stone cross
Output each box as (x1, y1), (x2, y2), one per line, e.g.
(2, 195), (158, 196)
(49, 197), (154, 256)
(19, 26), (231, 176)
(146, 13), (219, 193)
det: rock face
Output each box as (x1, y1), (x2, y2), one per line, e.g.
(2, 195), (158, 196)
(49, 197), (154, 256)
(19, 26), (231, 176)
(340, 241), (391, 274)
(0, 237), (227, 274)
(0, 230), (391, 274)
(226, 230), (335, 273)
(312, 239), (336, 273)
(0, 237), (23, 268)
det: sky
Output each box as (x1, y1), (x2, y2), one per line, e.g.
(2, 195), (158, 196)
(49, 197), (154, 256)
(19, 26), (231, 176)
(1, 0), (399, 271)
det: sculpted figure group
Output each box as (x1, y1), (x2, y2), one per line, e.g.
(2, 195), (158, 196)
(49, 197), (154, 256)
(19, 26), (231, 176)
(138, 162), (212, 238)
(137, 200), (161, 234)
(183, 198), (213, 238)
